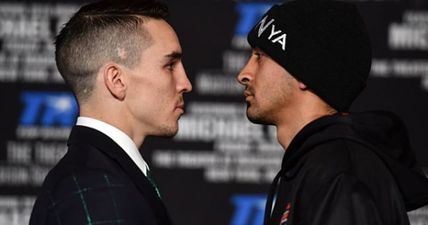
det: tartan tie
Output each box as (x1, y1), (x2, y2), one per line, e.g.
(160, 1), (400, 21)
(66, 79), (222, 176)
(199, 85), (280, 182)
(146, 170), (161, 198)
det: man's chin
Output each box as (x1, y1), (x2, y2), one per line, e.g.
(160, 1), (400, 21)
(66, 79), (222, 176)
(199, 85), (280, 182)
(246, 111), (274, 125)
(163, 128), (179, 138)
(154, 124), (179, 138)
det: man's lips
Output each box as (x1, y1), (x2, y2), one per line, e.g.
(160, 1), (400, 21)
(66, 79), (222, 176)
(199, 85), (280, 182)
(244, 91), (253, 98)
(175, 103), (185, 112)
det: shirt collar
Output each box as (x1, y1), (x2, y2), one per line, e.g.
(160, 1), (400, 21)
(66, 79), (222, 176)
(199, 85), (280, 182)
(76, 116), (149, 176)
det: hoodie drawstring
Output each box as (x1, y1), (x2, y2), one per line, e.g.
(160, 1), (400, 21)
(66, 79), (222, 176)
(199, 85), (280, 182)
(264, 169), (283, 225)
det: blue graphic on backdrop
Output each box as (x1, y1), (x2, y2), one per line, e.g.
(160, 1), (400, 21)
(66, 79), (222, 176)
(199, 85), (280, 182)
(20, 91), (78, 127)
(231, 194), (266, 225)
(235, 3), (274, 37)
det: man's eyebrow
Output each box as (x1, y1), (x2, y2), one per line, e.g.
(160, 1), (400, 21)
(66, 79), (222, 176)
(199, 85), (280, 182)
(165, 51), (182, 61)
(254, 47), (265, 54)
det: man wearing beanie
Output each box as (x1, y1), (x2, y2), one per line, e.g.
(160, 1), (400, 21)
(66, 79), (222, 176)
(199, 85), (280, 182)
(237, 0), (428, 224)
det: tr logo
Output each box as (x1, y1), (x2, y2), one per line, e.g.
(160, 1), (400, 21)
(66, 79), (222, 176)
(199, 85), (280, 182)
(20, 91), (78, 127)
(231, 194), (266, 225)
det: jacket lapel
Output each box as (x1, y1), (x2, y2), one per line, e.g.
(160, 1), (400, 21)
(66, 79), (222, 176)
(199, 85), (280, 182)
(67, 126), (173, 225)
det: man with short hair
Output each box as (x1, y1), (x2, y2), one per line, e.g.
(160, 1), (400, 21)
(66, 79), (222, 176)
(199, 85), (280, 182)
(237, 1), (428, 225)
(30, 1), (192, 224)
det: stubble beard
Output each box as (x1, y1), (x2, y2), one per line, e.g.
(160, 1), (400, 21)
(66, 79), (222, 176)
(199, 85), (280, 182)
(246, 102), (275, 125)
(155, 116), (181, 138)
(158, 122), (179, 137)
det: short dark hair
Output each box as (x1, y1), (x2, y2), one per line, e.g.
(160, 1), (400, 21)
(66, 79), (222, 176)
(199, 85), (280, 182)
(55, 0), (169, 102)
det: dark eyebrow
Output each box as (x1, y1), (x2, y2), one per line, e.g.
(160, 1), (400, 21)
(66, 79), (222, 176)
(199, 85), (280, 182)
(165, 51), (182, 61)
(253, 47), (265, 54)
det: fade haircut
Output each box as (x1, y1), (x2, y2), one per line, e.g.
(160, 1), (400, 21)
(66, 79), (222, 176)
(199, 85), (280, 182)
(55, 0), (169, 102)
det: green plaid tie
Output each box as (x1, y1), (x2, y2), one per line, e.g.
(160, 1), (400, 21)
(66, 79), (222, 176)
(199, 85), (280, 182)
(146, 170), (161, 198)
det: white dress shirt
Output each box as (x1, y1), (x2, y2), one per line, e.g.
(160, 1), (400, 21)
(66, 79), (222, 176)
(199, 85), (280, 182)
(76, 116), (149, 176)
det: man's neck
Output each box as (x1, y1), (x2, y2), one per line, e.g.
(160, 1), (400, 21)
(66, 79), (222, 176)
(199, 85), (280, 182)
(276, 107), (336, 150)
(79, 106), (146, 147)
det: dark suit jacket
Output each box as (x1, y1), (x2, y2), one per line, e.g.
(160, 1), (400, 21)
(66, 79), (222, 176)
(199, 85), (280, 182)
(29, 126), (173, 225)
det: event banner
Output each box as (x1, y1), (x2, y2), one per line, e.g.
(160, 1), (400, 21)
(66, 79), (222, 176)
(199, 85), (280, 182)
(0, 0), (427, 225)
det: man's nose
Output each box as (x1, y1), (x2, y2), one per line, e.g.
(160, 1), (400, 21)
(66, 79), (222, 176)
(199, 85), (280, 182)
(237, 60), (254, 86)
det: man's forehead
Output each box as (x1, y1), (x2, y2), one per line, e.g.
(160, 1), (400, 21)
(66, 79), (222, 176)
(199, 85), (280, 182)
(145, 20), (180, 44)
(143, 18), (176, 38)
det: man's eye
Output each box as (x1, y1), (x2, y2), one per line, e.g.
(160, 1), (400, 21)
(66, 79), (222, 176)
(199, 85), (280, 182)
(254, 52), (263, 60)
(166, 63), (175, 71)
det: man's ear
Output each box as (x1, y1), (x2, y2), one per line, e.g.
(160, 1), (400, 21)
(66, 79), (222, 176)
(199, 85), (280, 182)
(102, 63), (126, 100)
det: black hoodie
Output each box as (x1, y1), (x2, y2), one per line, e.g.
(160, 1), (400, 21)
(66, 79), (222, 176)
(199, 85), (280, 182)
(265, 111), (428, 225)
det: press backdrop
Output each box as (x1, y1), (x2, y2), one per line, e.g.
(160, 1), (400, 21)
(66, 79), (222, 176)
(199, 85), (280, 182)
(0, 0), (427, 224)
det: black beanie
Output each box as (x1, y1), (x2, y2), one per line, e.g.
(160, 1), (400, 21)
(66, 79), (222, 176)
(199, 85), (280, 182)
(247, 0), (372, 112)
